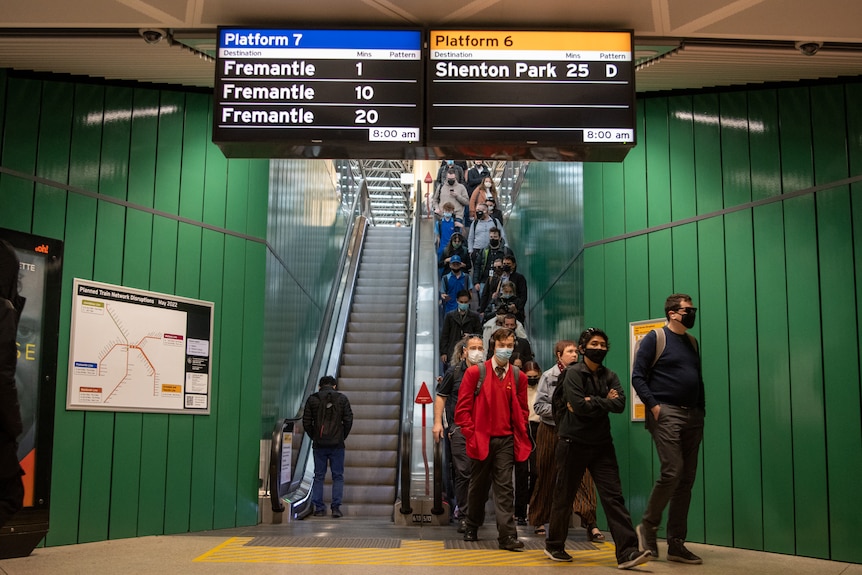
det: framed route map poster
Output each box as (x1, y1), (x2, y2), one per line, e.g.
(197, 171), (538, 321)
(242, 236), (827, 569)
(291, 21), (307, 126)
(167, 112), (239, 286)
(67, 278), (214, 415)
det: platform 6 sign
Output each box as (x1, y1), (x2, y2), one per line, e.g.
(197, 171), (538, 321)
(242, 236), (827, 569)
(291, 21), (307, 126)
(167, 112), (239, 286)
(427, 30), (635, 161)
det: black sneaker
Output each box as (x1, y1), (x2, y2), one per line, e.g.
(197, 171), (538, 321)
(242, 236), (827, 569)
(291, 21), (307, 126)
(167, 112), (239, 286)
(636, 523), (658, 558)
(312, 508), (326, 517)
(618, 549), (652, 570)
(667, 538), (703, 564)
(463, 528), (478, 542)
(457, 518), (467, 533)
(499, 535), (525, 552)
(515, 516), (527, 526)
(544, 548), (573, 562)
(331, 507), (343, 518)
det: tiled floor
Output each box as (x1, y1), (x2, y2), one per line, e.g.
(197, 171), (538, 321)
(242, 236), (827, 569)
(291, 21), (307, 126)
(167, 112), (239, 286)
(1, 517), (860, 575)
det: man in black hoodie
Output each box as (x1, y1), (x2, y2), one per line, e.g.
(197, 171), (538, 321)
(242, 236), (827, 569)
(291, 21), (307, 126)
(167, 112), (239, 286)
(0, 240), (26, 528)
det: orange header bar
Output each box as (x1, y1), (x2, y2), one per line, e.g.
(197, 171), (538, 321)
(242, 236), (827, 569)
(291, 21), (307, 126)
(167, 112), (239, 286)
(429, 30), (631, 51)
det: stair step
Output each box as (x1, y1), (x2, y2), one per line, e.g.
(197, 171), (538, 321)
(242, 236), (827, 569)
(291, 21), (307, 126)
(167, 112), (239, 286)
(341, 353), (404, 367)
(345, 390), (402, 406)
(345, 332), (404, 344)
(337, 379), (402, 394)
(340, 365), (403, 379)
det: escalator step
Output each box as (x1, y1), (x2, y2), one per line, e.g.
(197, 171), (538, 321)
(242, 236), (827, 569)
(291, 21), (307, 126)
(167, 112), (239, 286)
(349, 419), (399, 435)
(341, 353), (404, 367)
(347, 312), (406, 324)
(344, 332), (404, 344)
(346, 322), (406, 333)
(345, 449), (398, 467)
(338, 376), (403, 393)
(350, 404), (401, 419)
(340, 365), (403, 379)
(343, 342), (404, 355)
(344, 390), (402, 406)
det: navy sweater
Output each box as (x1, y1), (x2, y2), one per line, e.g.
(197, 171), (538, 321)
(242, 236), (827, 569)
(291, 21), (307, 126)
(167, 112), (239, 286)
(632, 327), (705, 411)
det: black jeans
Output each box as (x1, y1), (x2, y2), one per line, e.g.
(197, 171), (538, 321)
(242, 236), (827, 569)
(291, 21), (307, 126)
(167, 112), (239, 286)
(448, 426), (472, 517)
(514, 421), (538, 518)
(546, 437), (639, 562)
(466, 435), (516, 542)
(642, 404), (704, 540)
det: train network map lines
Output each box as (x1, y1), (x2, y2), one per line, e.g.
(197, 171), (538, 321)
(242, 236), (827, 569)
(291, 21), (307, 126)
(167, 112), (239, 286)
(68, 279), (213, 414)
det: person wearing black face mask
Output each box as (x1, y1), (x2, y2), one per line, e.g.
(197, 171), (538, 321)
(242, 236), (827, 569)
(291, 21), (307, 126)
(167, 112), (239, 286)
(544, 328), (650, 569)
(631, 293), (705, 565)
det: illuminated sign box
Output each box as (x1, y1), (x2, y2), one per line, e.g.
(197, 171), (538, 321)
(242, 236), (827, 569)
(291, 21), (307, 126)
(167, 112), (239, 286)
(213, 28), (424, 159)
(426, 30), (636, 161)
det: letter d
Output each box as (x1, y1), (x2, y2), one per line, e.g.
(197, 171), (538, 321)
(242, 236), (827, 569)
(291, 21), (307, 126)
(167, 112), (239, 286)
(606, 64), (618, 78)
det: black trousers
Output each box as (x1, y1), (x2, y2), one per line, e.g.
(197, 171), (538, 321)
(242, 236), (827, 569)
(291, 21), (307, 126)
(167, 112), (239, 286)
(546, 437), (639, 563)
(514, 421), (538, 518)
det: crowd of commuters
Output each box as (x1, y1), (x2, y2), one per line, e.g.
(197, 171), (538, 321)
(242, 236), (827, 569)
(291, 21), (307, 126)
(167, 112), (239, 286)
(432, 190), (705, 569)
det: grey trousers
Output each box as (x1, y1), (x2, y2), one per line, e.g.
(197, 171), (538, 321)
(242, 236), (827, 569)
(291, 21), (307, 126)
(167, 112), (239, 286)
(642, 404), (705, 541)
(465, 435), (516, 542)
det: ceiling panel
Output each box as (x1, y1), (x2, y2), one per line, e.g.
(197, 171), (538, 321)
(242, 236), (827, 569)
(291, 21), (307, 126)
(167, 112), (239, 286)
(0, 0), (860, 92)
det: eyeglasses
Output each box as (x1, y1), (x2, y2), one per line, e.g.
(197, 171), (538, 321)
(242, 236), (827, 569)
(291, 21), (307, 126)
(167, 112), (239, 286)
(676, 307), (698, 314)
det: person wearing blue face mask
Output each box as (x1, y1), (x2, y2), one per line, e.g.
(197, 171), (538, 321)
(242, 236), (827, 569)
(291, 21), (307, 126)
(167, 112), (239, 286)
(435, 201), (464, 262)
(455, 328), (530, 552)
(439, 290), (482, 372)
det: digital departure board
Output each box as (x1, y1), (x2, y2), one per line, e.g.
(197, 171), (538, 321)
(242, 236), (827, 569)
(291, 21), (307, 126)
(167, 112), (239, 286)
(213, 28), (423, 159)
(427, 30), (636, 161)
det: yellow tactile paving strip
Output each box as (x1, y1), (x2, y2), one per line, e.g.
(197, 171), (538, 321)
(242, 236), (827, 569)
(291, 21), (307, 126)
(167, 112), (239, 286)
(195, 537), (619, 567)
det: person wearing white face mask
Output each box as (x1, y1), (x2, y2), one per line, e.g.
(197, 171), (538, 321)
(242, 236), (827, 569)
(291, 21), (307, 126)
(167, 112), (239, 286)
(434, 334), (485, 532)
(455, 328), (530, 552)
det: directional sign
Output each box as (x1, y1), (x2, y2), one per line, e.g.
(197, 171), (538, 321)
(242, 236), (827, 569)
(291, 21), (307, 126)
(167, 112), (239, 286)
(426, 29), (636, 161)
(213, 28), (423, 158)
(415, 381), (433, 404)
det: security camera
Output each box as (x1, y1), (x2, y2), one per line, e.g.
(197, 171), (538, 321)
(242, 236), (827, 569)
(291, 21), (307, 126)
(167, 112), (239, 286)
(139, 28), (167, 45)
(795, 41), (822, 56)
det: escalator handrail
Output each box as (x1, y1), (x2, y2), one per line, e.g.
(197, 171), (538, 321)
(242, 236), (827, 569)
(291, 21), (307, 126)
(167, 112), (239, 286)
(397, 189), (422, 514)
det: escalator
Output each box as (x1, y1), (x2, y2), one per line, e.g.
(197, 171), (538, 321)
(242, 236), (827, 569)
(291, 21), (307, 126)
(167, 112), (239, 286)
(337, 226), (411, 517)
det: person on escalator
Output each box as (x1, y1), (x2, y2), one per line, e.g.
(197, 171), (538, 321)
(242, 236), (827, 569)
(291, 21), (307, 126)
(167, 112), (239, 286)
(302, 375), (353, 519)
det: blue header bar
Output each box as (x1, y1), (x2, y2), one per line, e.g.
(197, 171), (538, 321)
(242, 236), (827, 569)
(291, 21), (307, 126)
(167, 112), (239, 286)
(219, 29), (421, 50)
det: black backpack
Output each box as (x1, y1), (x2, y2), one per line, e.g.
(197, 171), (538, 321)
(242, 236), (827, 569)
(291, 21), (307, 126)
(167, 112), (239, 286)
(316, 389), (345, 445)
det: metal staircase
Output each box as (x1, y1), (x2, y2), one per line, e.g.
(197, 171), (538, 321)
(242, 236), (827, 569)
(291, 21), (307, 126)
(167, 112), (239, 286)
(336, 225), (411, 517)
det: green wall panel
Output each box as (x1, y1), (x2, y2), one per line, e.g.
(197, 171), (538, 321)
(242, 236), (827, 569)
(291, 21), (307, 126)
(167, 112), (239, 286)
(696, 217), (732, 547)
(719, 92), (751, 208)
(811, 84), (861, 564)
(752, 203), (794, 555)
(692, 93), (723, 215)
(33, 81), (73, 238)
(644, 98), (671, 226)
(724, 209), (763, 549)
(667, 96), (696, 220)
(0, 78), (39, 231)
(623, 117), (647, 233)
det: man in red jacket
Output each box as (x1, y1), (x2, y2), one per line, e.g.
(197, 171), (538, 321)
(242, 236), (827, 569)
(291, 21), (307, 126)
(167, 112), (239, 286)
(455, 328), (530, 551)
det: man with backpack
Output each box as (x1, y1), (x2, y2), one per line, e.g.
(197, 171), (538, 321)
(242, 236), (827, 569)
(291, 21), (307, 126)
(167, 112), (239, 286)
(632, 294), (705, 564)
(433, 333), (485, 532)
(454, 328), (530, 551)
(302, 375), (354, 518)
